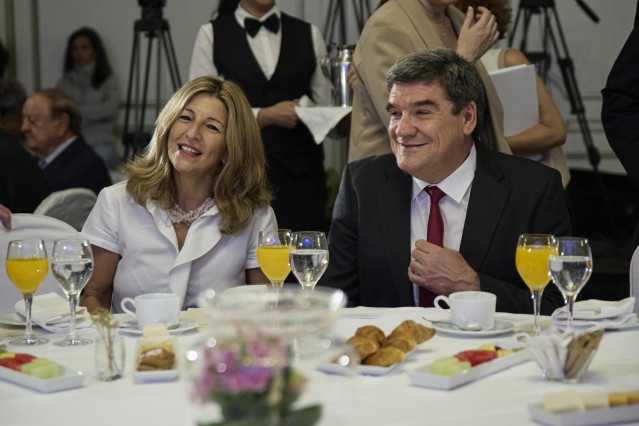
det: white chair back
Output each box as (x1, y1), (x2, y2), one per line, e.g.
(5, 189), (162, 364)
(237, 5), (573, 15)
(0, 214), (79, 314)
(629, 244), (639, 315)
(34, 188), (97, 231)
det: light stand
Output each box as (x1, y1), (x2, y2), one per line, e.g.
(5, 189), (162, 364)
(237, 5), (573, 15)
(508, 0), (617, 238)
(323, 0), (371, 46)
(122, 1), (181, 157)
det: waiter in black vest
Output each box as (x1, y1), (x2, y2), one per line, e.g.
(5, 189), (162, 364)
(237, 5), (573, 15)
(189, 0), (332, 233)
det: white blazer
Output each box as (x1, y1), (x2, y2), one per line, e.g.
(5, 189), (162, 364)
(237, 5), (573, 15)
(81, 181), (277, 312)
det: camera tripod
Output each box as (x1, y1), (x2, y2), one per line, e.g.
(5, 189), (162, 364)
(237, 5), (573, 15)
(508, 0), (617, 238)
(122, 11), (181, 157)
(323, 0), (371, 45)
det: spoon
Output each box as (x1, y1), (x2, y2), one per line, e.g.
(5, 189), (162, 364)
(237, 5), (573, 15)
(424, 317), (483, 332)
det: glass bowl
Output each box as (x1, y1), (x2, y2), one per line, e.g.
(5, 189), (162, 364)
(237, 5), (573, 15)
(530, 345), (598, 383)
(199, 284), (348, 341)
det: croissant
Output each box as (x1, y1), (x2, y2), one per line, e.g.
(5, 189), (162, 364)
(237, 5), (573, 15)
(388, 320), (435, 344)
(382, 332), (417, 353)
(363, 347), (406, 367)
(347, 335), (379, 360)
(354, 325), (386, 345)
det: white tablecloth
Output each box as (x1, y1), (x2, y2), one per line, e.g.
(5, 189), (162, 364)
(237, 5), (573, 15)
(1, 308), (638, 426)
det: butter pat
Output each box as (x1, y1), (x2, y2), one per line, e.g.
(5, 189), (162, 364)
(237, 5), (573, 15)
(142, 323), (169, 337)
(582, 393), (609, 410)
(543, 390), (585, 414)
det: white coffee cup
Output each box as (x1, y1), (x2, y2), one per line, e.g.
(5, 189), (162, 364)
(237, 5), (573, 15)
(433, 291), (496, 331)
(120, 293), (180, 327)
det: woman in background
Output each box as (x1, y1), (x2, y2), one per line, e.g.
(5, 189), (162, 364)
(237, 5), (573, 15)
(81, 76), (275, 313)
(57, 27), (119, 169)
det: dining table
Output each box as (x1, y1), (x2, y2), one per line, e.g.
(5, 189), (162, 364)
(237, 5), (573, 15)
(0, 305), (638, 426)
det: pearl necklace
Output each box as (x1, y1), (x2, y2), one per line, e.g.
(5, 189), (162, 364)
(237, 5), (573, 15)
(168, 197), (215, 226)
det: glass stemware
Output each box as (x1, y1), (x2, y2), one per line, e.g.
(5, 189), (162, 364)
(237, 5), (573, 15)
(515, 234), (555, 335)
(549, 237), (593, 331)
(51, 239), (94, 346)
(6, 239), (49, 345)
(257, 229), (292, 288)
(289, 231), (329, 291)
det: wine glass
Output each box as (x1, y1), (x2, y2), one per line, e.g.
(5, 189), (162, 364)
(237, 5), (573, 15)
(515, 234), (555, 335)
(6, 239), (49, 345)
(289, 231), (329, 291)
(549, 237), (593, 331)
(257, 229), (292, 288)
(51, 239), (94, 346)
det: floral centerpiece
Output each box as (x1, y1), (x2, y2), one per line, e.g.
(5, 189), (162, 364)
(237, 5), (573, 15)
(193, 327), (321, 426)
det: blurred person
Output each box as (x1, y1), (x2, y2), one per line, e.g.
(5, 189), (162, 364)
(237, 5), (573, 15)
(57, 27), (120, 169)
(348, 0), (509, 162)
(601, 3), (639, 187)
(21, 88), (112, 195)
(455, 0), (569, 187)
(0, 40), (27, 138)
(0, 203), (11, 228)
(80, 76), (276, 313)
(189, 0), (332, 232)
(320, 49), (570, 314)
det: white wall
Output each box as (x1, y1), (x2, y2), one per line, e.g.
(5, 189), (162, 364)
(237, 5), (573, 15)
(1, 0), (635, 175)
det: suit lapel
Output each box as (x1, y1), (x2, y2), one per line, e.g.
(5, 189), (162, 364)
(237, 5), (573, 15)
(378, 166), (414, 305)
(460, 146), (509, 268)
(396, 0), (441, 49)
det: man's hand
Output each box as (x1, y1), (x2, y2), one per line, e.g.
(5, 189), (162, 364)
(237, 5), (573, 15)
(256, 101), (300, 129)
(456, 6), (499, 63)
(0, 204), (12, 229)
(408, 239), (480, 295)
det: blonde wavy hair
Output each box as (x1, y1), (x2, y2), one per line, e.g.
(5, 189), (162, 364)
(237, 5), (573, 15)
(123, 75), (271, 234)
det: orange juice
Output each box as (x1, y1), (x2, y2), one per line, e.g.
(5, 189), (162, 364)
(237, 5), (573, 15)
(515, 245), (552, 290)
(257, 246), (291, 283)
(6, 257), (48, 294)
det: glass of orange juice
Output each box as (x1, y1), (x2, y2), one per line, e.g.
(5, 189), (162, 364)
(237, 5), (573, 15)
(257, 229), (292, 287)
(515, 234), (556, 335)
(6, 239), (49, 345)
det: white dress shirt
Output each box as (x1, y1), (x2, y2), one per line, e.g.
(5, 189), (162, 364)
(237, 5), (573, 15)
(81, 181), (278, 312)
(40, 136), (77, 168)
(410, 144), (477, 305)
(188, 5), (332, 107)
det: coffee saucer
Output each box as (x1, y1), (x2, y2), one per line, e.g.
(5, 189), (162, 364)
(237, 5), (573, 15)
(428, 319), (515, 337)
(118, 319), (198, 335)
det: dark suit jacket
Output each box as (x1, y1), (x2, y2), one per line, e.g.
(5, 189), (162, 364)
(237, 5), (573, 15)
(43, 135), (112, 195)
(0, 129), (50, 212)
(601, 3), (639, 187)
(320, 143), (572, 314)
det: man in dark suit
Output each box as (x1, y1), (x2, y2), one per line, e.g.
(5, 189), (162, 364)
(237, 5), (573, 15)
(320, 49), (571, 314)
(21, 89), (111, 195)
(601, 3), (639, 187)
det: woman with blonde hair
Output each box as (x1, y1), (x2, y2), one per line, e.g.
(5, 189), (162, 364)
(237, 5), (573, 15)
(81, 76), (276, 313)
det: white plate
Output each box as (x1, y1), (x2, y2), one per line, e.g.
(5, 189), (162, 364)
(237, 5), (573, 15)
(133, 368), (179, 384)
(428, 319), (515, 337)
(607, 315), (639, 330)
(0, 337), (7, 346)
(0, 364), (84, 393)
(528, 402), (639, 426)
(118, 319), (198, 336)
(0, 312), (31, 327)
(409, 346), (530, 390)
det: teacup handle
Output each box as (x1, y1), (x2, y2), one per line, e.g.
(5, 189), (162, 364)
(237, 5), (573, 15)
(120, 297), (137, 318)
(433, 295), (451, 319)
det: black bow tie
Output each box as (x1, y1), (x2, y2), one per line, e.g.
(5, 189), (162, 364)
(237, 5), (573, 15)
(244, 14), (280, 37)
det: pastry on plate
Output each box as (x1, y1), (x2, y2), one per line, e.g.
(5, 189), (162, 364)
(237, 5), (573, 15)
(363, 347), (406, 367)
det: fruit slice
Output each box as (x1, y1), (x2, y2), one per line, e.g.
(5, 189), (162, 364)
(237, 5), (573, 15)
(0, 358), (23, 371)
(454, 350), (498, 367)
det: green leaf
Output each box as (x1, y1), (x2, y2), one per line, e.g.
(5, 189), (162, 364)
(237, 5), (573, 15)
(284, 405), (322, 426)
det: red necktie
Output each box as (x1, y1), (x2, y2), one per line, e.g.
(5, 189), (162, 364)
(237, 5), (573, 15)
(419, 186), (446, 307)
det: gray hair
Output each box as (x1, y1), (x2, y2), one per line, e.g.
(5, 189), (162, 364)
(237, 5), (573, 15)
(385, 48), (486, 137)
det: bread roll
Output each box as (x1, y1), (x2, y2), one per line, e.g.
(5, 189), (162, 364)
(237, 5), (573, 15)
(347, 335), (379, 360)
(363, 347), (406, 367)
(354, 325), (385, 345)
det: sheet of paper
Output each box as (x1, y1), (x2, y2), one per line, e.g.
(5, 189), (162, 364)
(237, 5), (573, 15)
(489, 64), (539, 137)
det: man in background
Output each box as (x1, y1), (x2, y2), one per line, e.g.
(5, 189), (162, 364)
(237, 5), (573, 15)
(21, 88), (112, 195)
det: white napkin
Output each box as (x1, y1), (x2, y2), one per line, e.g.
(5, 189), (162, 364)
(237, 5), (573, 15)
(551, 297), (636, 331)
(295, 96), (351, 144)
(14, 292), (90, 333)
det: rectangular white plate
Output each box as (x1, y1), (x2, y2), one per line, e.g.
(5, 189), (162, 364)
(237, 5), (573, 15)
(133, 368), (179, 384)
(528, 403), (639, 426)
(409, 348), (530, 390)
(0, 365), (84, 393)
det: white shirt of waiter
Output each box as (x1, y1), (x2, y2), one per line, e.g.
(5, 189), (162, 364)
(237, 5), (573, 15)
(188, 4), (332, 108)
(81, 181), (277, 312)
